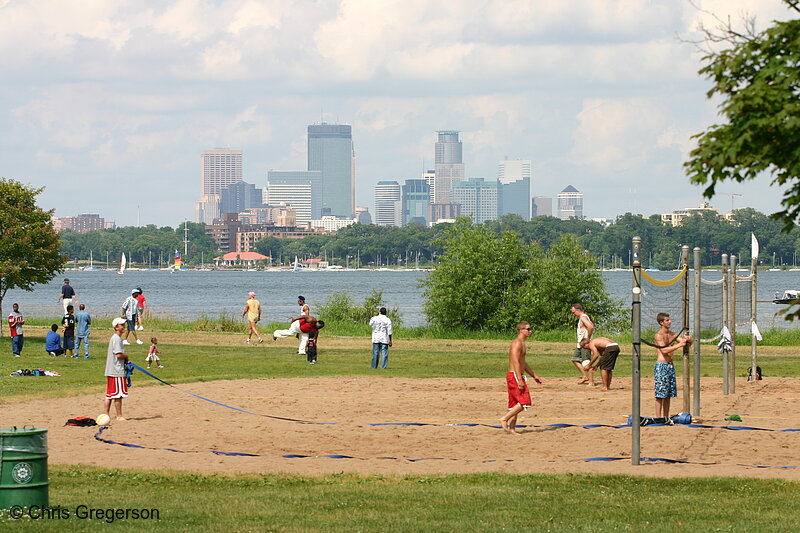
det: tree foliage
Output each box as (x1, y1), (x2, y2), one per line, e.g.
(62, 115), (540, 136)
(422, 218), (624, 332)
(685, 1), (800, 231)
(0, 179), (66, 334)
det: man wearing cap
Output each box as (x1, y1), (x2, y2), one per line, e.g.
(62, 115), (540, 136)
(104, 317), (130, 421)
(57, 278), (77, 314)
(120, 289), (143, 345)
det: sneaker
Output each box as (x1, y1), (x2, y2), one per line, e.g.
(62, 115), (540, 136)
(136, 340), (143, 345)
(258, 338), (264, 344)
(73, 355), (79, 359)
(272, 335), (277, 341)
(309, 361), (315, 365)
(158, 365), (164, 368)
(136, 325), (144, 331)
(84, 355), (90, 359)
(246, 338), (251, 344)
(13, 354), (20, 357)
(123, 340), (131, 345)
(49, 352), (56, 357)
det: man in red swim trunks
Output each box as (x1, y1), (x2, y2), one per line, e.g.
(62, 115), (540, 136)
(500, 321), (543, 435)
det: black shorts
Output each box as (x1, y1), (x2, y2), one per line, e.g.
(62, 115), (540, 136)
(599, 345), (620, 371)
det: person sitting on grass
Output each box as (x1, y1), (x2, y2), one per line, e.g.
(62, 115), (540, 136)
(45, 324), (65, 357)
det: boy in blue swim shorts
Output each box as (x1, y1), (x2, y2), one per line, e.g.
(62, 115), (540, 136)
(653, 313), (692, 420)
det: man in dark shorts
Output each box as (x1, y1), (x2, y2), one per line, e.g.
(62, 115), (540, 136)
(62, 304), (76, 358)
(499, 321), (543, 435)
(585, 337), (621, 391)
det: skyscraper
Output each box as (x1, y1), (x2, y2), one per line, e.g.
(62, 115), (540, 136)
(308, 124), (355, 217)
(557, 185), (583, 220)
(532, 196), (553, 217)
(267, 170), (323, 219)
(402, 179), (430, 226)
(452, 178), (500, 224)
(498, 159), (532, 220)
(434, 131), (465, 203)
(200, 148), (243, 195)
(374, 181), (401, 226)
(220, 181), (264, 215)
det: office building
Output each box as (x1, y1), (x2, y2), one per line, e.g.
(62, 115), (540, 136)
(422, 169), (436, 204)
(557, 185), (583, 220)
(355, 206), (372, 225)
(374, 181), (401, 226)
(429, 201), (461, 224)
(434, 131), (465, 203)
(52, 213), (110, 233)
(452, 178), (500, 224)
(309, 216), (357, 233)
(197, 148), (242, 223)
(661, 202), (734, 227)
(196, 194), (221, 225)
(220, 181), (264, 215)
(266, 183), (311, 225)
(498, 159), (532, 220)
(267, 170), (322, 219)
(532, 196), (552, 218)
(308, 123), (355, 217)
(402, 179), (431, 226)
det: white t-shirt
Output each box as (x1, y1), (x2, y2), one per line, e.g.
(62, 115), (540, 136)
(576, 314), (591, 348)
(105, 333), (126, 377)
(369, 314), (393, 344)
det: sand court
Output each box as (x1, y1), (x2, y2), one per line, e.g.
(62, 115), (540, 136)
(4, 376), (800, 479)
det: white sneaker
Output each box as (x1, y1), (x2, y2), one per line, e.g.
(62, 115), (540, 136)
(245, 338), (251, 344)
(158, 365), (164, 368)
(122, 340), (131, 345)
(136, 325), (144, 331)
(136, 339), (143, 344)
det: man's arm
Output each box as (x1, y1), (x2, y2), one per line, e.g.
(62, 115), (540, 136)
(522, 362), (542, 384)
(510, 341), (526, 390)
(655, 332), (686, 356)
(587, 343), (601, 368)
(581, 315), (595, 341)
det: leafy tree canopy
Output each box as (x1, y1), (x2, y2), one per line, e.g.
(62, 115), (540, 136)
(685, 1), (800, 231)
(0, 179), (66, 334)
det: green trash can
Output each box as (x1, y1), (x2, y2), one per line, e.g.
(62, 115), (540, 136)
(0, 427), (49, 509)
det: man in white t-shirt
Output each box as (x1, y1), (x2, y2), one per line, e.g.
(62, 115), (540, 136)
(103, 317), (130, 422)
(369, 307), (393, 370)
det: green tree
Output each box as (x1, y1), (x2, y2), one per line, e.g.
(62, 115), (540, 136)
(0, 179), (67, 335)
(685, 2), (800, 231)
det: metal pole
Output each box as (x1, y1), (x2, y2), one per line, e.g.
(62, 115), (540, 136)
(750, 256), (758, 381)
(721, 254), (729, 395)
(631, 237), (642, 466)
(730, 254), (737, 394)
(681, 245), (691, 414)
(693, 247), (701, 417)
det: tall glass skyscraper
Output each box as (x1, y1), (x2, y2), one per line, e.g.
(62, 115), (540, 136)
(452, 178), (500, 224)
(374, 181), (401, 226)
(498, 159), (532, 220)
(402, 179), (430, 226)
(434, 131), (465, 203)
(557, 185), (584, 220)
(267, 170), (322, 220)
(308, 124), (354, 217)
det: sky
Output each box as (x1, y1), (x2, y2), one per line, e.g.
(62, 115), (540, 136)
(1, 0), (796, 227)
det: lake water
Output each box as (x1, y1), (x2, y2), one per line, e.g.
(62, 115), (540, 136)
(5, 269), (800, 329)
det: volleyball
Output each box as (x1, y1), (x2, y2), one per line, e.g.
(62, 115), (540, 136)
(582, 360), (591, 368)
(96, 413), (111, 426)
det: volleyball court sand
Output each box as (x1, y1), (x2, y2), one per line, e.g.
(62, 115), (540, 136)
(5, 376), (800, 479)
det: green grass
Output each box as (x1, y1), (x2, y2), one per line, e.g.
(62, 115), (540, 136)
(1, 331), (798, 403)
(0, 468), (797, 532)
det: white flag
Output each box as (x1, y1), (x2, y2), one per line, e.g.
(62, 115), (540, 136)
(751, 233), (760, 261)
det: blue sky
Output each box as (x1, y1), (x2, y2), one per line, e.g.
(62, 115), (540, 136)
(0, 0), (794, 227)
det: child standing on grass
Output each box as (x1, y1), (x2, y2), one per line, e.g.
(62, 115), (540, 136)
(146, 337), (164, 369)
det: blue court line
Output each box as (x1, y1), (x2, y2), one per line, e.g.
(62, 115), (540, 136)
(93, 427), (511, 463)
(586, 456), (796, 469)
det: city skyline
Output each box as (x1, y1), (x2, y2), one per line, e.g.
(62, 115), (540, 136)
(0, 1), (792, 227)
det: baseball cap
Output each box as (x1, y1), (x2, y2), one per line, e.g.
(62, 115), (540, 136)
(63, 278), (70, 282)
(131, 289), (140, 295)
(112, 317), (126, 328)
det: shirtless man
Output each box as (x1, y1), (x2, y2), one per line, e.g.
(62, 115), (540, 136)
(585, 337), (621, 391)
(653, 313), (693, 419)
(571, 304), (594, 384)
(500, 321), (543, 435)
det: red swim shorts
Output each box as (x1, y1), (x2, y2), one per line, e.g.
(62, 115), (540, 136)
(106, 376), (129, 399)
(506, 371), (531, 409)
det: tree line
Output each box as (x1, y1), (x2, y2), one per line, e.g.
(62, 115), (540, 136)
(57, 208), (799, 269)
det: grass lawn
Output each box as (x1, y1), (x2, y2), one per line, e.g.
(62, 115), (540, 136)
(1, 325), (799, 531)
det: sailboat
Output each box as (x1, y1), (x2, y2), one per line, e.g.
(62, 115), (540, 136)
(118, 252), (126, 275)
(292, 256), (303, 272)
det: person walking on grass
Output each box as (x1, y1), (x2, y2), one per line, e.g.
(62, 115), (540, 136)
(500, 321), (542, 435)
(121, 289), (143, 345)
(570, 304), (594, 384)
(75, 303), (92, 359)
(8, 303), (24, 357)
(369, 307), (393, 369)
(135, 288), (147, 331)
(104, 317), (130, 422)
(585, 336), (620, 391)
(243, 291), (263, 344)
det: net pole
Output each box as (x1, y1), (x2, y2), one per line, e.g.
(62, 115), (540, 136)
(681, 245), (691, 414)
(721, 253), (729, 395)
(750, 257), (758, 381)
(693, 247), (701, 417)
(631, 236), (642, 466)
(730, 254), (737, 394)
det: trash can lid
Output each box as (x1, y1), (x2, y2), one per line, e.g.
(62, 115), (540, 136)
(0, 427), (47, 436)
